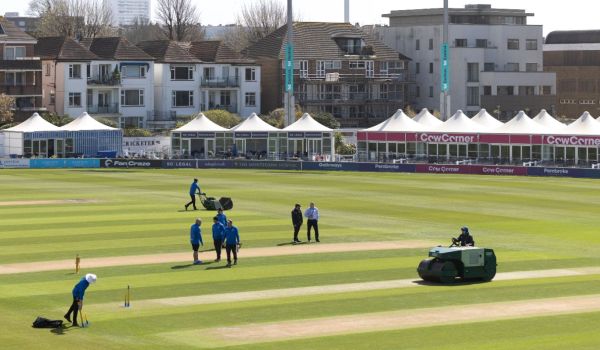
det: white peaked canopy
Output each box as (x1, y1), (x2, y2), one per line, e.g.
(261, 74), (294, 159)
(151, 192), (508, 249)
(492, 110), (547, 134)
(413, 108), (443, 129)
(284, 113), (332, 131)
(4, 113), (61, 132)
(565, 111), (600, 135)
(532, 109), (566, 131)
(364, 109), (425, 132)
(61, 112), (118, 131)
(230, 113), (279, 132)
(438, 110), (482, 133)
(173, 113), (228, 132)
(471, 109), (503, 130)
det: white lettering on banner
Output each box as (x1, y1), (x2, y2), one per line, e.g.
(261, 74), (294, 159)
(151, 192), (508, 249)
(374, 164), (400, 170)
(0, 159), (30, 168)
(428, 165), (460, 173)
(419, 133), (476, 143)
(546, 135), (600, 146)
(318, 163), (342, 168)
(483, 167), (515, 174)
(543, 168), (569, 175)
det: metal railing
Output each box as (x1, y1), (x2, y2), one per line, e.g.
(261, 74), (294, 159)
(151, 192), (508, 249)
(87, 103), (119, 114)
(149, 110), (177, 121)
(203, 104), (238, 113)
(87, 74), (120, 86)
(201, 76), (240, 88)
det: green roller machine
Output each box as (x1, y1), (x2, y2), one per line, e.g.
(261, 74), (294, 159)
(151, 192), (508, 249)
(417, 244), (497, 283)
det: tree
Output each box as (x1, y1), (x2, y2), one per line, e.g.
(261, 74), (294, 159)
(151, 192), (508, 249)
(335, 132), (356, 155)
(41, 112), (72, 126)
(0, 94), (15, 125)
(203, 109), (241, 128)
(28, 0), (115, 38)
(121, 17), (167, 44)
(156, 0), (203, 41)
(124, 128), (153, 137)
(261, 107), (303, 128)
(312, 112), (340, 129)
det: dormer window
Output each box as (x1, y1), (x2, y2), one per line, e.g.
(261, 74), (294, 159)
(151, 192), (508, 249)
(338, 38), (363, 55)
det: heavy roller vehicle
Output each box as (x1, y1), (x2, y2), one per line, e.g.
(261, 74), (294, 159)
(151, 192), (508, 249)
(417, 241), (497, 283)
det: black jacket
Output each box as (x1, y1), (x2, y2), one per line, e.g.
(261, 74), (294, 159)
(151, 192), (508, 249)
(291, 208), (303, 226)
(456, 233), (475, 246)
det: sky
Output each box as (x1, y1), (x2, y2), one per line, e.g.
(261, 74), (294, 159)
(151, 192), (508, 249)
(1, 0), (595, 36)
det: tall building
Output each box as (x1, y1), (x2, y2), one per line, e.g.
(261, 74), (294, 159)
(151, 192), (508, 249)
(244, 22), (413, 127)
(110, 0), (150, 26)
(544, 30), (600, 119)
(376, 4), (556, 120)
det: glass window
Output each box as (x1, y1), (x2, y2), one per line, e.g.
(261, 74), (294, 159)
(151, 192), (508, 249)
(484, 62), (495, 72)
(415, 85), (420, 97)
(526, 39), (538, 50)
(123, 65), (146, 78)
(506, 63), (519, 72)
(69, 64), (81, 78)
(467, 63), (479, 82)
(68, 92), (81, 107)
(170, 66), (193, 80)
(497, 86), (514, 96)
(476, 39), (488, 48)
(467, 87), (479, 106)
(349, 61), (366, 69)
(121, 90), (144, 106)
(245, 68), (256, 81)
(507, 39), (519, 50)
(245, 92), (256, 107)
(429, 62), (433, 74)
(483, 86), (492, 95)
(429, 86), (434, 97)
(526, 63), (538, 72)
(455, 39), (467, 47)
(542, 86), (552, 95)
(415, 62), (420, 74)
(518, 86), (535, 96)
(415, 39), (420, 50)
(172, 90), (194, 107)
(429, 38), (434, 50)
(3, 46), (26, 59)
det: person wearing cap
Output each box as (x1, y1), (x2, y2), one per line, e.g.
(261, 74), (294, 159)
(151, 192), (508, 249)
(64, 273), (96, 326)
(190, 218), (204, 264)
(185, 178), (201, 211)
(453, 226), (475, 247)
(212, 216), (225, 262)
(224, 220), (240, 267)
(291, 203), (303, 243)
(216, 208), (227, 226)
(304, 202), (320, 242)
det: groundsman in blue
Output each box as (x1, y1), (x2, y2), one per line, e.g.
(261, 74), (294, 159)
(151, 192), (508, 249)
(64, 273), (96, 326)
(224, 220), (240, 267)
(212, 216), (225, 262)
(190, 218), (203, 264)
(216, 208), (227, 226)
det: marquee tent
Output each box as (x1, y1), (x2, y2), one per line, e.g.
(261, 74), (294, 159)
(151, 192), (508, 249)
(229, 113), (280, 159)
(171, 113), (229, 158)
(283, 113), (334, 160)
(412, 108), (443, 128)
(471, 109), (503, 130)
(532, 109), (566, 131)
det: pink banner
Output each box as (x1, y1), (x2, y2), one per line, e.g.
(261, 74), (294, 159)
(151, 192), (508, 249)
(416, 164), (526, 176)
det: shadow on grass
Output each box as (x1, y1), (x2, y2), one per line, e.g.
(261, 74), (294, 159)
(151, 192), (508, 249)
(49, 324), (80, 335)
(413, 279), (490, 287)
(205, 265), (232, 270)
(277, 241), (308, 246)
(172, 261), (216, 269)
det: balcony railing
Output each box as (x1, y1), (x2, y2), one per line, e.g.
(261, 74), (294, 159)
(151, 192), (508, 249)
(296, 72), (415, 82)
(297, 92), (405, 103)
(87, 103), (119, 114)
(201, 76), (240, 88)
(87, 75), (120, 86)
(150, 110), (177, 121)
(0, 84), (42, 95)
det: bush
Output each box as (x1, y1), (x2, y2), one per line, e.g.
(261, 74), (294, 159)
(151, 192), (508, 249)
(96, 117), (118, 128)
(123, 128), (153, 137)
(204, 109), (241, 128)
(334, 132), (356, 155)
(41, 112), (73, 126)
(312, 112), (340, 129)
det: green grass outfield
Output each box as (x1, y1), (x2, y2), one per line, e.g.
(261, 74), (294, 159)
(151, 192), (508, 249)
(1, 168), (600, 349)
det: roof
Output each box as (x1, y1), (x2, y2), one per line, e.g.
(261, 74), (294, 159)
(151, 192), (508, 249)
(0, 17), (37, 42)
(363, 109), (424, 132)
(492, 111), (547, 134)
(4, 113), (61, 132)
(437, 110), (482, 133)
(545, 30), (600, 45)
(34, 37), (98, 61)
(383, 5), (532, 18)
(471, 109), (503, 130)
(80, 37), (154, 61)
(60, 112), (118, 131)
(283, 113), (332, 132)
(188, 40), (255, 64)
(173, 113), (228, 132)
(136, 40), (201, 63)
(245, 22), (406, 61)
(565, 112), (600, 135)
(532, 109), (566, 129)
(412, 108), (443, 127)
(230, 113), (280, 132)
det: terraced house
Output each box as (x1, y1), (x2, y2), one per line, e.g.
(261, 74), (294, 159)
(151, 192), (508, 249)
(0, 18), (44, 122)
(36, 37), (155, 128)
(245, 22), (413, 127)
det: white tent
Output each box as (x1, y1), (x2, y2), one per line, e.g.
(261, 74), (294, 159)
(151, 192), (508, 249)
(437, 110), (482, 133)
(471, 109), (503, 131)
(61, 112), (118, 131)
(532, 109), (566, 131)
(412, 108), (443, 129)
(363, 109), (425, 132)
(230, 113), (280, 132)
(492, 110), (547, 134)
(4, 112), (61, 132)
(565, 111), (600, 135)
(283, 113), (332, 131)
(172, 113), (228, 132)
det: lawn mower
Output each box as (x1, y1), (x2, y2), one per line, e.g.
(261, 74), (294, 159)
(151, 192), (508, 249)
(199, 193), (233, 211)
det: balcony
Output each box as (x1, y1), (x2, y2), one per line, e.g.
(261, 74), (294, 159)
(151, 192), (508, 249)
(87, 103), (119, 114)
(0, 84), (42, 95)
(201, 76), (240, 88)
(87, 74), (120, 86)
(297, 92), (405, 103)
(296, 72), (415, 82)
(151, 110), (177, 121)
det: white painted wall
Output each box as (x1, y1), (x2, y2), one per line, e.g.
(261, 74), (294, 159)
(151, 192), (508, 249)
(62, 62), (87, 118)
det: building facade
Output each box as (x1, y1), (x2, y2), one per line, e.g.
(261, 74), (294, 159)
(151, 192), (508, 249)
(544, 30), (600, 119)
(245, 22), (413, 127)
(376, 4), (556, 120)
(109, 0), (151, 26)
(0, 18), (43, 122)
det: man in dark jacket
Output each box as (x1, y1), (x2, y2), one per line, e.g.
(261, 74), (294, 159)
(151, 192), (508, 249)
(453, 226), (475, 247)
(291, 203), (303, 243)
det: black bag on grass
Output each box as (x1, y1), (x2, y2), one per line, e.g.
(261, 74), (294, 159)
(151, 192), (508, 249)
(32, 316), (63, 328)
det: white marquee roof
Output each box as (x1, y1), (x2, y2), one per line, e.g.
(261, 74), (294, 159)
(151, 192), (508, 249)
(363, 109), (425, 132)
(230, 113), (280, 132)
(532, 109), (566, 131)
(412, 108), (443, 128)
(471, 109), (503, 130)
(283, 113), (332, 132)
(173, 113), (228, 132)
(492, 110), (547, 134)
(565, 111), (600, 135)
(60, 112), (118, 131)
(437, 110), (482, 133)
(4, 113), (61, 132)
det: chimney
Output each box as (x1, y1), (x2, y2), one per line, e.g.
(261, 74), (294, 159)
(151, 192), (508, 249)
(344, 0), (349, 23)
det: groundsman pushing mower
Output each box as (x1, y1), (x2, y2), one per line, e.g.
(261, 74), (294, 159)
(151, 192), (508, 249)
(199, 193), (233, 211)
(417, 239), (497, 283)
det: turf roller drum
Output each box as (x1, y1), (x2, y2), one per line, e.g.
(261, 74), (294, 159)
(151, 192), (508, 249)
(417, 246), (497, 283)
(199, 193), (233, 211)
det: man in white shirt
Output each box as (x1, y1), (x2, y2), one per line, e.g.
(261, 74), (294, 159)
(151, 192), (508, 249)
(304, 202), (320, 242)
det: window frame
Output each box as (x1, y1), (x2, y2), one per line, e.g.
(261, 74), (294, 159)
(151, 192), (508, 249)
(170, 65), (194, 80)
(68, 64), (81, 79)
(245, 68), (256, 81)
(171, 90), (194, 107)
(245, 92), (256, 107)
(120, 89), (145, 106)
(507, 39), (520, 50)
(68, 92), (82, 107)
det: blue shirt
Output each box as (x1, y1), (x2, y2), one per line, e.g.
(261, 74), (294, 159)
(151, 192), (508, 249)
(72, 277), (89, 300)
(224, 226), (240, 246)
(212, 222), (225, 241)
(305, 207), (319, 220)
(216, 213), (227, 226)
(189, 182), (200, 195)
(190, 223), (203, 245)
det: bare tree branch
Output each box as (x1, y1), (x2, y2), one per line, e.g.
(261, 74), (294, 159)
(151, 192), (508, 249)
(156, 0), (202, 41)
(237, 0), (285, 44)
(28, 0), (115, 38)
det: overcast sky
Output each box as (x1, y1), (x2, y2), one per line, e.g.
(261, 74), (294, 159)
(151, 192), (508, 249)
(1, 0), (594, 36)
